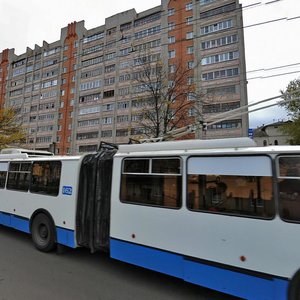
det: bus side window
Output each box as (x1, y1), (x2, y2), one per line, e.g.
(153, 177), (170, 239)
(120, 157), (182, 208)
(187, 174), (274, 218)
(6, 162), (31, 192)
(186, 156), (275, 219)
(0, 171), (7, 188)
(30, 161), (62, 196)
(278, 156), (300, 222)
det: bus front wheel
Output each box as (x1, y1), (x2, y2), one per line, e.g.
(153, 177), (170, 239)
(31, 213), (56, 252)
(289, 269), (300, 300)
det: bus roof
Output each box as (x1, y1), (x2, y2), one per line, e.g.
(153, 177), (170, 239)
(117, 138), (300, 156)
(0, 148), (53, 157)
(118, 137), (257, 153)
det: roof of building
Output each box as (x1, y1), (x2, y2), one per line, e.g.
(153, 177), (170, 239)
(253, 120), (291, 137)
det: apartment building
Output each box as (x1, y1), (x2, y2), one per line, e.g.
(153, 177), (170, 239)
(0, 0), (248, 154)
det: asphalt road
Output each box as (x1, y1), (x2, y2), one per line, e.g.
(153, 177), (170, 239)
(0, 226), (238, 300)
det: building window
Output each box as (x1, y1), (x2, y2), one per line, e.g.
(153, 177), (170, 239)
(207, 119), (242, 130)
(168, 50), (176, 59)
(168, 22), (175, 31)
(80, 80), (102, 91)
(76, 132), (99, 140)
(119, 74), (131, 82)
(200, 3), (236, 19)
(187, 77), (194, 85)
(104, 77), (115, 86)
(187, 46), (194, 54)
(120, 22), (132, 31)
(200, 19), (233, 35)
(104, 64), (116, 73)
(203, 102), (240, 114)
(134, 12), (161, 27)
(186, 17), (193, 25)
(119, 87), (130, 96)
(79, 93), (101, 103)
(168, 8), (175, 16)
(188, 107), (196, 116)
(202, 68), (239, 81)
(169, 65), (176, 73)
(103, 117), (113, 125)
(200, 0), (217, 5)
(201, 34), (238, 50)
(82, 44), (104, 56)
(135, 26), (161, 40)
(116, 129), (128, 137)
(102, 103), (114, 111)
(186, 32), (193, 40)
(103, 90), (115, 98)
(117, 101), (129, 110)
(168, 36), (175, 44)
(83, 32), (104, 44)
(78, 119), (100, 127)
(187, 61), (194, 69)
(186, 3), (193, 10)
(119, 47), (131, 56)
(201, 51), (239, 65)
(79, 145), (98, 153)
(206, 85), (237, 95)
(101, 130), (112, 138)
(82, 56), (103, 67)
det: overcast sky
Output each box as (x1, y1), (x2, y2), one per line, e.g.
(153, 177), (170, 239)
(0, 0), (299, 128)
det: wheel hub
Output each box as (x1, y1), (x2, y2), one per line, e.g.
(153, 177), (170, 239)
(39, 225), (48, 239)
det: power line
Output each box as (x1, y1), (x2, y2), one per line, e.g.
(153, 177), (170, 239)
(205, 90), (300, 126)
(247, 69), (300, 80)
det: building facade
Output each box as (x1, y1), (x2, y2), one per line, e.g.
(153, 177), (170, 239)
(253, 121), (292, 146)
(0, 0), (248, 154)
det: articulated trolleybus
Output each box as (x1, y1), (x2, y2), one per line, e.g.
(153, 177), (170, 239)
(0, 138), (300, 300)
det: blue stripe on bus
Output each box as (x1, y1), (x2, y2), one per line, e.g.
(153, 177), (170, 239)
(11, 215), (30, 233)
(110, 238), (184, 278)
(110, 238), (289, 300)
(0, 211), (11, 227)
(0, 211), (75, 248)
(56, 227), (76, 248)
(0, 212), (30, 233)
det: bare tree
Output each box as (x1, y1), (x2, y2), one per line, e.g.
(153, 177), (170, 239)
(131, 56), (203, 139)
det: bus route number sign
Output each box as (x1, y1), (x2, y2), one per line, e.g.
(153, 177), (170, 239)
(62, 186), (73, 196)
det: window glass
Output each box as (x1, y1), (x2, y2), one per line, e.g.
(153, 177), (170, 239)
(7, 162), (31, 191)
(187, 156), (275, 218)
(187, 174), (274, 218)
(121, 158), (182, 208)
(152, 158), (180, 174)
(278, 156), (300, 222)
(0, 163), (8, 189)
(30, 161), (61, 196)
(123, 159), (149, 173)
(0, 171), (7, 188)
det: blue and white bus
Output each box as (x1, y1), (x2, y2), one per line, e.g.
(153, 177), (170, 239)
(0, 138), (300, 300)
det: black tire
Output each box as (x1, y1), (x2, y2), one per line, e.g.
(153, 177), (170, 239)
(289, 270), (300, 300)
(31, 213), (56, 252)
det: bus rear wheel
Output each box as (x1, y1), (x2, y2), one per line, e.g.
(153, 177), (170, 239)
(289, 269), (300, 300)
(31, 213), (56, 252)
